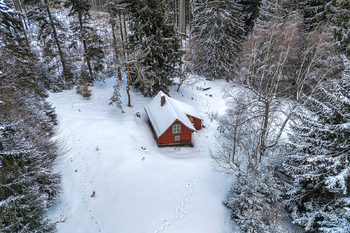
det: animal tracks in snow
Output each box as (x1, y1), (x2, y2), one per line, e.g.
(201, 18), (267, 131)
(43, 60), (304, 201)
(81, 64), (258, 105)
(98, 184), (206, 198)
(153, 168), (203, 233)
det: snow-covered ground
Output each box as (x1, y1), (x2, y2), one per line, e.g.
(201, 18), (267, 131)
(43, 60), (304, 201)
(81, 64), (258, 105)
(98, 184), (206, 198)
(48, 76), (236, 233)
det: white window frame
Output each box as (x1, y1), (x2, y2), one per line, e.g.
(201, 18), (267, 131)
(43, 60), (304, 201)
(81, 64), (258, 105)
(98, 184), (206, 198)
(172, 123), (181, 134)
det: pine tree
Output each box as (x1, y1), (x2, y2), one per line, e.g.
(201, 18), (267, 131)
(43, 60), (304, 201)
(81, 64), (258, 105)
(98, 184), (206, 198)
(65, 0), (105, 81)
(283, 56), (350, 232)
(190, 0), (245, 80)
(126, 0), (181, 96)
(301, 0), (350, 57)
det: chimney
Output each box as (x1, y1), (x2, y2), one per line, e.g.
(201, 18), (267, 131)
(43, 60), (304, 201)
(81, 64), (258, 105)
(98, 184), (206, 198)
(161, 96), (166, 107)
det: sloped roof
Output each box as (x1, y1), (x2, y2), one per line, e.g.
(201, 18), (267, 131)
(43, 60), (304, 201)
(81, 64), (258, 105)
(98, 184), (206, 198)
(145, 91), (202, 137)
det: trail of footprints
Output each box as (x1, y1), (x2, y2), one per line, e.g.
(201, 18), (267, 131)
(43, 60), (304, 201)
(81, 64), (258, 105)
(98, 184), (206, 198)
(153, 168), (203, 233)
(58, 99), (102, 232)
(62, 97), (205, 232)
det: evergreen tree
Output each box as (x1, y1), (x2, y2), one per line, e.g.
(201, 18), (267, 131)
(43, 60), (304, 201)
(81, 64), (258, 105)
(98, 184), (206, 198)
(301, 0), (350, 57)
(190, 0), (245, 80)
(65, 0), (104, 81)
(239, 0), (261, 35)
(26, 0), (73, 90)
(0, 0), (40, 95)
(224, 167), (284, 232)
(126, 0), (181, 96)
(1, 2), (60, 231)
(283, 56), (350, 232)
(0, 121), (60, 232)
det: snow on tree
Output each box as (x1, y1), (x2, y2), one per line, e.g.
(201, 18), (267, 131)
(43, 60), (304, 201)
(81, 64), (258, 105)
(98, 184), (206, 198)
(125, 0), (181, 96)
(283, 56), (350, 233)
(239, 0), (261, 35)
(109, 79), (124, 113)
(190, 0), (245, 80)
(26, 0), (73, 90)
(301, 0), (350, 57)
(212, 13), (342, 173)
(224, 166), (284, 232)
(0, 121), (60, 232)
(65, 0), (105, 81)
(0, 3), (61, 230)
(0, 0), (41, 95)
(213, 12), (344, 231)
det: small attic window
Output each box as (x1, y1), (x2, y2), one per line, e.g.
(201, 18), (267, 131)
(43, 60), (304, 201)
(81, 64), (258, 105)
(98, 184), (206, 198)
(172, 123), (181, 134)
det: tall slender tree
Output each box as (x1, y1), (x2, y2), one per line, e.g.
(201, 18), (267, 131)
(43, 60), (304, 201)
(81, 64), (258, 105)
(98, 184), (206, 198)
(65, 0), (104, 80)
(190, 0), (245, 80)
(126, 0), (181, 96)
(27, 0), (72, 89)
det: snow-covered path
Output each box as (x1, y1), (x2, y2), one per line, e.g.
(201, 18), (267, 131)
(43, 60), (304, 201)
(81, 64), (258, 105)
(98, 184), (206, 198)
(48, 77), (234, 233)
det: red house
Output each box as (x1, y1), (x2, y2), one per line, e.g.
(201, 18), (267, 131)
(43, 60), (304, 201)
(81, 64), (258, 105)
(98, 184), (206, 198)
(144, 91), (203, 147)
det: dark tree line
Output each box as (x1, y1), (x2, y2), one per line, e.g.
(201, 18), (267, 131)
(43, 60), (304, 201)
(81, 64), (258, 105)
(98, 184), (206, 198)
(1, 0), (61, 231)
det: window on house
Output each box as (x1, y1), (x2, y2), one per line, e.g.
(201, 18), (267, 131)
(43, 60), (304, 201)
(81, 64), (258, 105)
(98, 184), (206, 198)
(188, 116), (194, 123)
(172, 123), (181, 134)
(174, 135), (180, 141)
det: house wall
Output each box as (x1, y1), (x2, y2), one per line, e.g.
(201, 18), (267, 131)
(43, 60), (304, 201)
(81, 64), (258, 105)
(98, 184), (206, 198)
(193, 118), (202, 130)
(158, 120), (193, 145)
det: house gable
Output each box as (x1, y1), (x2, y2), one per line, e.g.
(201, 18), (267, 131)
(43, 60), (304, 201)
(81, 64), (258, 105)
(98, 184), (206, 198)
(144, 91), (202, 147)
(144, 91), (197, 137)
(157, 119), (194, 146)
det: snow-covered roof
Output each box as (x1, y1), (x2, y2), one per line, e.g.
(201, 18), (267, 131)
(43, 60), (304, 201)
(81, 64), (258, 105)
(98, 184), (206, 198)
(145, 91), (202, 137)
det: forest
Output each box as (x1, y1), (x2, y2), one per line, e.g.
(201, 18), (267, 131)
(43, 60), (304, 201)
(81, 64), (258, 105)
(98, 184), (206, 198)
(0, 0), (350, 232)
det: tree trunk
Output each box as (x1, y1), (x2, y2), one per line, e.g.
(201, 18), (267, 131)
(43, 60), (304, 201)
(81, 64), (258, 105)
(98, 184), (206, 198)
(126, 63), (131, 107)
(110, 19), (119, 61)
(79, 13), (93, 77)
(123, 13), (127, 42)
(259, 101), (270, 162)
(179, 0), (186, 36)
(118, 13), (125, 57)
(175, 0), (178, 28)
(45, 0), (71, 89)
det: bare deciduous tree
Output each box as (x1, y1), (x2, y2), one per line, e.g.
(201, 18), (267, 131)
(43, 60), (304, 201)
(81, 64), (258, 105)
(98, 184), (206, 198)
(211, 14), (343, 174)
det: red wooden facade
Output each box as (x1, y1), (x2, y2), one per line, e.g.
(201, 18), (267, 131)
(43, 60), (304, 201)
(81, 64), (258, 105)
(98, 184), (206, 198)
(149, 119), (194, 147)
(187, 115), (202, 130)
(145, 91), (203, 147)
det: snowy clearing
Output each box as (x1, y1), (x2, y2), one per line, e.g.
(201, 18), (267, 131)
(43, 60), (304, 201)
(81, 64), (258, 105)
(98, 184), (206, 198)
(48, 77), (235, 233)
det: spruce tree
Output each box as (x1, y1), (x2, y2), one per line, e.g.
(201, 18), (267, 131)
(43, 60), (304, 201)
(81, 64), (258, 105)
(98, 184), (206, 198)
(126, 0), (181, 96)
(26, 0), (72, 89)
(65, 0), (104, 81)
(1, 2), (60, 231)
(190, 0), (245, 80)
(0, 0), (40, 95)
(0, 121), (60, 233)
(284, 57), (350, 232)
(224, 168), (284, 232)
(239, 0), (261, 35)
(301, 0), (350, 57)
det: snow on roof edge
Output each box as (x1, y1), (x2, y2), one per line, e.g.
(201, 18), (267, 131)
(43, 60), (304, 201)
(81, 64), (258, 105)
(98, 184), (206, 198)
(145, 91), (198, 137)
